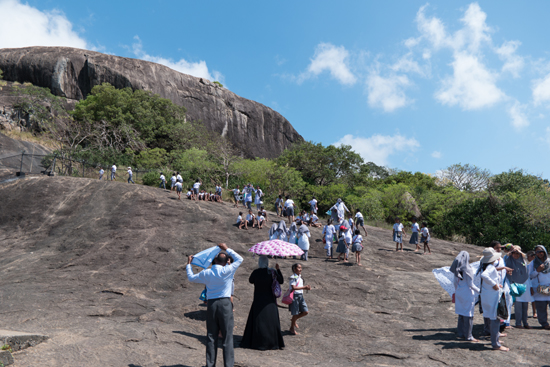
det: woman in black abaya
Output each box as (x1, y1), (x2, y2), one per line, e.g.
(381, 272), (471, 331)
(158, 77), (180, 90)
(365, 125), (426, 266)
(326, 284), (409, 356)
(240, 255), (285, 350)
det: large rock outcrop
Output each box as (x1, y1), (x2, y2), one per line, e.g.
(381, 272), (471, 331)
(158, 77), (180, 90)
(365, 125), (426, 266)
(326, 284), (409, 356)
(0, 46), (303, 158)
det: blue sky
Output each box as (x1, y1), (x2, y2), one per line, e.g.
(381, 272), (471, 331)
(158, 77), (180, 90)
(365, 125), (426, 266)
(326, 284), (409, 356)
(2, 1), (550, 178)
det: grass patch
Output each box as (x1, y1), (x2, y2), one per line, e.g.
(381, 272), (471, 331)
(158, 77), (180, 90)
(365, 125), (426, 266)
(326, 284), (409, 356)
(3, 130), (58, 150)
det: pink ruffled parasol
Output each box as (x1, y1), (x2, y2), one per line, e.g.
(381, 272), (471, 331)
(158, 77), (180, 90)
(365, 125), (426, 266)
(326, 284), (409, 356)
(248, 239), (304, 257)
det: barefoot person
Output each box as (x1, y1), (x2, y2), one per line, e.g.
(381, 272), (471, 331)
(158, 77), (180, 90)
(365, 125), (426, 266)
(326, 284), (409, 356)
(420, 222), (431, 254)
(393, 217), (406, 252)
(410, 218), (420, 252)
(186, 243), (244, 367)
(351, 229), (363, 266)
(479, 247), (509, 351)
(289, 263), (311, 335)
(450, 251), (479, 342)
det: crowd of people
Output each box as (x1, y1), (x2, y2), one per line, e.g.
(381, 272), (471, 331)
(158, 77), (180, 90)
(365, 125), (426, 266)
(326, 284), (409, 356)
(450, 241), (550, 352)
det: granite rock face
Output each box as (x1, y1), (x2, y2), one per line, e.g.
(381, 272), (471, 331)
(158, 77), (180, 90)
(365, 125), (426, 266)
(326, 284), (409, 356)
(0, 47), (303, 158)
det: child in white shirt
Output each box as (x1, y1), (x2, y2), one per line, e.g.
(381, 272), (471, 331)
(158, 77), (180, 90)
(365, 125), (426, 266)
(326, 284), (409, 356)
(186, 189), (192, 199)
(309, 214), (321, 227)
(351, 229), (363, 266)
(323, 219), (336, 259)
(170, 174), (177, 191)
(393, 217), (406, 252)
(99, 168), (104, 180)
(421, 222), (431, 255)
(410, 218), (421, 252)
(257, 213), (265, 229)
(245, 210), (256, 229)
(355, 209), (367, 236)
(175, 181), (183, 200)
(237, 212), (245, 229)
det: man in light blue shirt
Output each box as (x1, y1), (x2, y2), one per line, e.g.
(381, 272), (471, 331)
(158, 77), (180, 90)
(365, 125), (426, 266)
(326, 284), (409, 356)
(187, 243), (243, 367)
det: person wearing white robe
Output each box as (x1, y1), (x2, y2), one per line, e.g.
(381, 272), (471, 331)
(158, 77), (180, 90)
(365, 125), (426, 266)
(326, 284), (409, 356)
(296, 221), (311, 261)
(330, 198), (350, 221)
(275, 221), (288, 242)
(479, 247), (509, 351)
(450, 251), (479, 341)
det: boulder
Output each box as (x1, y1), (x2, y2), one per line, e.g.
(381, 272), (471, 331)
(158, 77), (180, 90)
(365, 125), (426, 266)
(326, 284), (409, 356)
(0, 47), (303, 158)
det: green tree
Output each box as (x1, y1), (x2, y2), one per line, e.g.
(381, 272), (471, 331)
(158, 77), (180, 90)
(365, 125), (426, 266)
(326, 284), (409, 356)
(135, 148), (167, 169)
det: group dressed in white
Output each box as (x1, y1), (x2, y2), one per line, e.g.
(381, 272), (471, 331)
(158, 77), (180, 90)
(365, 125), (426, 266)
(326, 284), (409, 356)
(450, 241), (550, 352)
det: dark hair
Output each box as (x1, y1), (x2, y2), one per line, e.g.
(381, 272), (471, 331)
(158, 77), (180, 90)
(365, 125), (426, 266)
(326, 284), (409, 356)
(356, 209), (360, 212)
(421, 222), (427, 227)
(260, 206), (264, 210)
(490, 240), (501, 248)
(526, 250), (535, 257)
(177, 172), (180, 174)
(354, 229), (360, 235)
(214, 253), (228, 265)
(239, 212), (243, 215)
(412, 217), (417, 221)
(395, 217), (400, 221)
(312, 196), (315, 199)
(291, 263), (301, 273)
(196, 179), (200, 182)
(327, 218), (333, 224)
(279, 195), (282, 198)
(286, 195), (290, 200)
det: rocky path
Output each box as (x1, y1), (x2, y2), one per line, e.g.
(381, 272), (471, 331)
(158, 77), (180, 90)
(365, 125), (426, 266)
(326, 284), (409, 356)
(0, 176), (548, 366)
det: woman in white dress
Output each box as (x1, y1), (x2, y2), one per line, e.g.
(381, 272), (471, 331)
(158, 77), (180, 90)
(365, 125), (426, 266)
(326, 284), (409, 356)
(479, 247), (509, 351)
(450, 251), (479, 341)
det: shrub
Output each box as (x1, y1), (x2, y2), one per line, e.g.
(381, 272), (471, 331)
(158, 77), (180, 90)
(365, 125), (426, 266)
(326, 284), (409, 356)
(142, 171), (160, 187)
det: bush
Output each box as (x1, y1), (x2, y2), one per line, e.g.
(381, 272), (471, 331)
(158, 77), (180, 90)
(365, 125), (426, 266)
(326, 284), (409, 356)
(142, 171), (160, 187)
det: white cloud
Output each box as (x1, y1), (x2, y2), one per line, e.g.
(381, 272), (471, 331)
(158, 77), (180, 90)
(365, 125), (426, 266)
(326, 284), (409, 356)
(298, 43), (356, 85)
(508, 101), (529, 129)
(431, 151), (442, 158)
(435, 52), (505, 110)
(0, 0), (87, 49)
(532, 73), (550, 106)
(334, 133), (419, 166)
(366, 72), (412, 112)
(391, 52), (428, 77)
(132, 36), (222, 82)
(496, 40), (524, 78)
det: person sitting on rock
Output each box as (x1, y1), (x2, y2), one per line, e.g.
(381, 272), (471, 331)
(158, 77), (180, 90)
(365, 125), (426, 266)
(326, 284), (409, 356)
(237, 212), (245, 229)
(245, 210), (256, 230)
(257, 211), (265, 230)
(186, 188), (192, 199)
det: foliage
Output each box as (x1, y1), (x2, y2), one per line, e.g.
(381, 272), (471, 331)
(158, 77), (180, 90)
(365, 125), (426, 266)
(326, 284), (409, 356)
(72, 83), (187, 149)
(0, 68), (3, 79)
(11, 84), (65, 130)
(438, 163), (492, 191)
(213, 81), (223, 87)
(135, 148), (167, 169)
(141, 171), (160, 187)
(490, 169), (549, 195)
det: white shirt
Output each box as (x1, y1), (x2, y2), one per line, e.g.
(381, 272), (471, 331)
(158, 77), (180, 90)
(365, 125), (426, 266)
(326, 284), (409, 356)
(236, 215), (242, 223)
(302, 213), (310, 222)
(186, 191), (192, 197)
(254, 189), (263, 204)
(177, 174), (182, 182)
(160, 174), (165, 181)
(186, 248), (243, 300)
(233, 188), (240, 195)
(411, 223), (420, 233)
(128, 169), (132, 176)
(284, 199), (294, 208)
(323, 224), (336, 239)
(290, 274), (304, 294)
(355, 212), (363, 219)
(421, 227), (429, 237)
(171, 176), (177, 183)
(353, 234), (363, 244)
(193, 182), (201, 189)
(309, 199), (317, 207)
(175, 182), (182, 190)
(246, 214), (255, 221)
(99, 169), (104, 175)
(258, 215), (265, 222)
(111, 165), (117, 172)
(393, 223), (404, 232)
(311, 214), (319, 223)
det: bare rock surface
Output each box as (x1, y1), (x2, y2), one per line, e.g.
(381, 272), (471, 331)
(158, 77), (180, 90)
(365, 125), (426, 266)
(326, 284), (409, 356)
(0, 133), (51, 180)
(0, 176), (549, 366)
(0, 47), (303, 158)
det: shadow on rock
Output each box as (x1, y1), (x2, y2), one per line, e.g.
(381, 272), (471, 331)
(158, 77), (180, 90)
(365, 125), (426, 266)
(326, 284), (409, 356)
(184, 310), (207, 321)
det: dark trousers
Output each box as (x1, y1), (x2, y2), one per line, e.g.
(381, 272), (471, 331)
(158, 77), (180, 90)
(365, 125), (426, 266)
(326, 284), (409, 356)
(206, 297), (234, 367)
(159, 180), (166, 189)
(456, 315), (474, 340)
(535, 300), (550, 327)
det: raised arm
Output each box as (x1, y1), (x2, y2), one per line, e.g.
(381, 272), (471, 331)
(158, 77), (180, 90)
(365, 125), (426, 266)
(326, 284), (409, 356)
(186, 255), (206, 284)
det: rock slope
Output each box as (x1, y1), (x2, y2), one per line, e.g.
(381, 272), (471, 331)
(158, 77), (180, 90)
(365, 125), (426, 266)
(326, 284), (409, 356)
(0, 47), (303, 158)
(0, 176), (548, 366)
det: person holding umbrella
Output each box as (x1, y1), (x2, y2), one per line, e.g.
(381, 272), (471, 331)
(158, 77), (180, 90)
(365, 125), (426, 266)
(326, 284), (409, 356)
(240, 256), (285, 350)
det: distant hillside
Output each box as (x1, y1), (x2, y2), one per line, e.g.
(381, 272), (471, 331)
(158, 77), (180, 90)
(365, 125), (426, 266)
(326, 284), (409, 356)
(0, 46), (303, 159)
